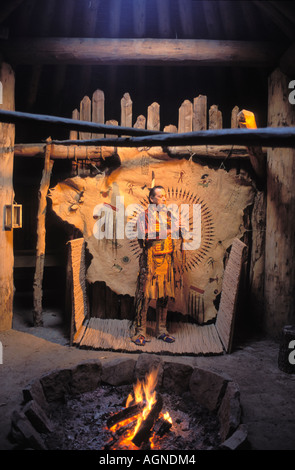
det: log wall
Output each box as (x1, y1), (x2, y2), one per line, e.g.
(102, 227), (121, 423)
(67, 89), (263, 329)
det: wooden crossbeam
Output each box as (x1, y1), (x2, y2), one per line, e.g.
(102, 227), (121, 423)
(0, 109), (162, 136)
(1, 109), (294, 149)
(13, 142), (258, 161)
(0, 38), (284, 67)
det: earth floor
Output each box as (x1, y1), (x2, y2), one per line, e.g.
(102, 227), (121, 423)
(0, 302), (295, 451)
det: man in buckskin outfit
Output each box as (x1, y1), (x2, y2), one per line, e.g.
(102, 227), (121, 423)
(131, 186), (183, 346)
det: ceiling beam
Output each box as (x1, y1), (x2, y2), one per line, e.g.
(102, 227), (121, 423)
(0, 0), (26, 24)
(0, 37), (283, 67)
(0, 108), (294, 149)
(280, 42), (295, 76)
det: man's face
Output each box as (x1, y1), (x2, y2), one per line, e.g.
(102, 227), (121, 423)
(150, 188), (166, 206)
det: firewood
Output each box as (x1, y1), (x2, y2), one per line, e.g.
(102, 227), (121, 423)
(2, 37), (282, 67)
(132, 394), (163, 448)
(106, 403), (143, 429)
(0, 62), (15, 330)
(103, 421), (135, 450)
(237, 109), (265, 177)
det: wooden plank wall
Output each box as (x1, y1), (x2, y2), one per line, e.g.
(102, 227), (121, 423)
(69, 89), (240, 175)
(70, 89), (241, 135)
(215, 238), (247, 353)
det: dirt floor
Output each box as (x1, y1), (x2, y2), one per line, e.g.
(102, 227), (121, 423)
(1, 304), (295, 451)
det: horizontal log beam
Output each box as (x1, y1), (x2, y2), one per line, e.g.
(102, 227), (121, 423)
(14, 142), (262, 160)
(52, 127), (295, 148)
(3, 110), (294, 155)
(0, 38), (284, 67)
(0, 109), (162, 137)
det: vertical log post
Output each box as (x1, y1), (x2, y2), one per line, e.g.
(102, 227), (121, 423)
(92, 89), (105, 139)
(264, 68), (295, 336)
(105, 119), (118, 139)
(0, 62), (15, 331)
(33, 139), (54, 326)
(193, 95), (207, 131)
(231, 105), (240, 129)
(69, 108), (79, 176)
(249, 190), (266, 331)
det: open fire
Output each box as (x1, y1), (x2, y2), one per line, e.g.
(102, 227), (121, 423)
(105, 367), (173, 450)
(41, 362), (223, 451)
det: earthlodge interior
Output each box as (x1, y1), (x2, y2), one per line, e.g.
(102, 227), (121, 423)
(0, 0), (295, 452)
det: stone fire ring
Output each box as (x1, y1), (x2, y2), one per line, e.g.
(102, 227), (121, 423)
(10, 354), (248, 450)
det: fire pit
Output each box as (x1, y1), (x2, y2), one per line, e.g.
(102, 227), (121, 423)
(44, 370), (220, 450)
(10, 354), (247, 450)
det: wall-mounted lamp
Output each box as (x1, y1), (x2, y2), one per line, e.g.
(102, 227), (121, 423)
(4, 204), (22, 230)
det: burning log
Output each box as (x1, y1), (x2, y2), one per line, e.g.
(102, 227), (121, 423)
(237, 109), (266, 178)
(106, 403), (143, 429)
(132, 394), (163, 448)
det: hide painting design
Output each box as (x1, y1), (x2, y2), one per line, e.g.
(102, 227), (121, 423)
(49, 149), (254, 325)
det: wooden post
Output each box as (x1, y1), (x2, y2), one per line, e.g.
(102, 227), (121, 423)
(209, 104), (223, 130)
(0, 62), (15, 331)
(69, 108), (79, 140)
(79, 95), (91, 140)
(70, 108), (79, 176)
(134, 115), (146, 129)
(178, 99), (193, 133)
(249, 190), (266, 331)
(105, 119), (118, 139)
(264, 68), (295, 336)
(121, 92), (133, 129)
(177, 99), (192, 152)
(193, 95), (207, 131)
(33, 140), (54, 326)
(1, 38), (283, 67)
(231, 106), (240, 129)
(278, 325), (295, 374)
(92, 89), (105, 139)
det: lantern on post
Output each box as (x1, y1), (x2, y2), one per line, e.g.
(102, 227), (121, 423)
(4, 203), (22, 230)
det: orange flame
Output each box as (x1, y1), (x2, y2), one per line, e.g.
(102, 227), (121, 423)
(237, 109), (257, 129)
(163, 411), (173, 424)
